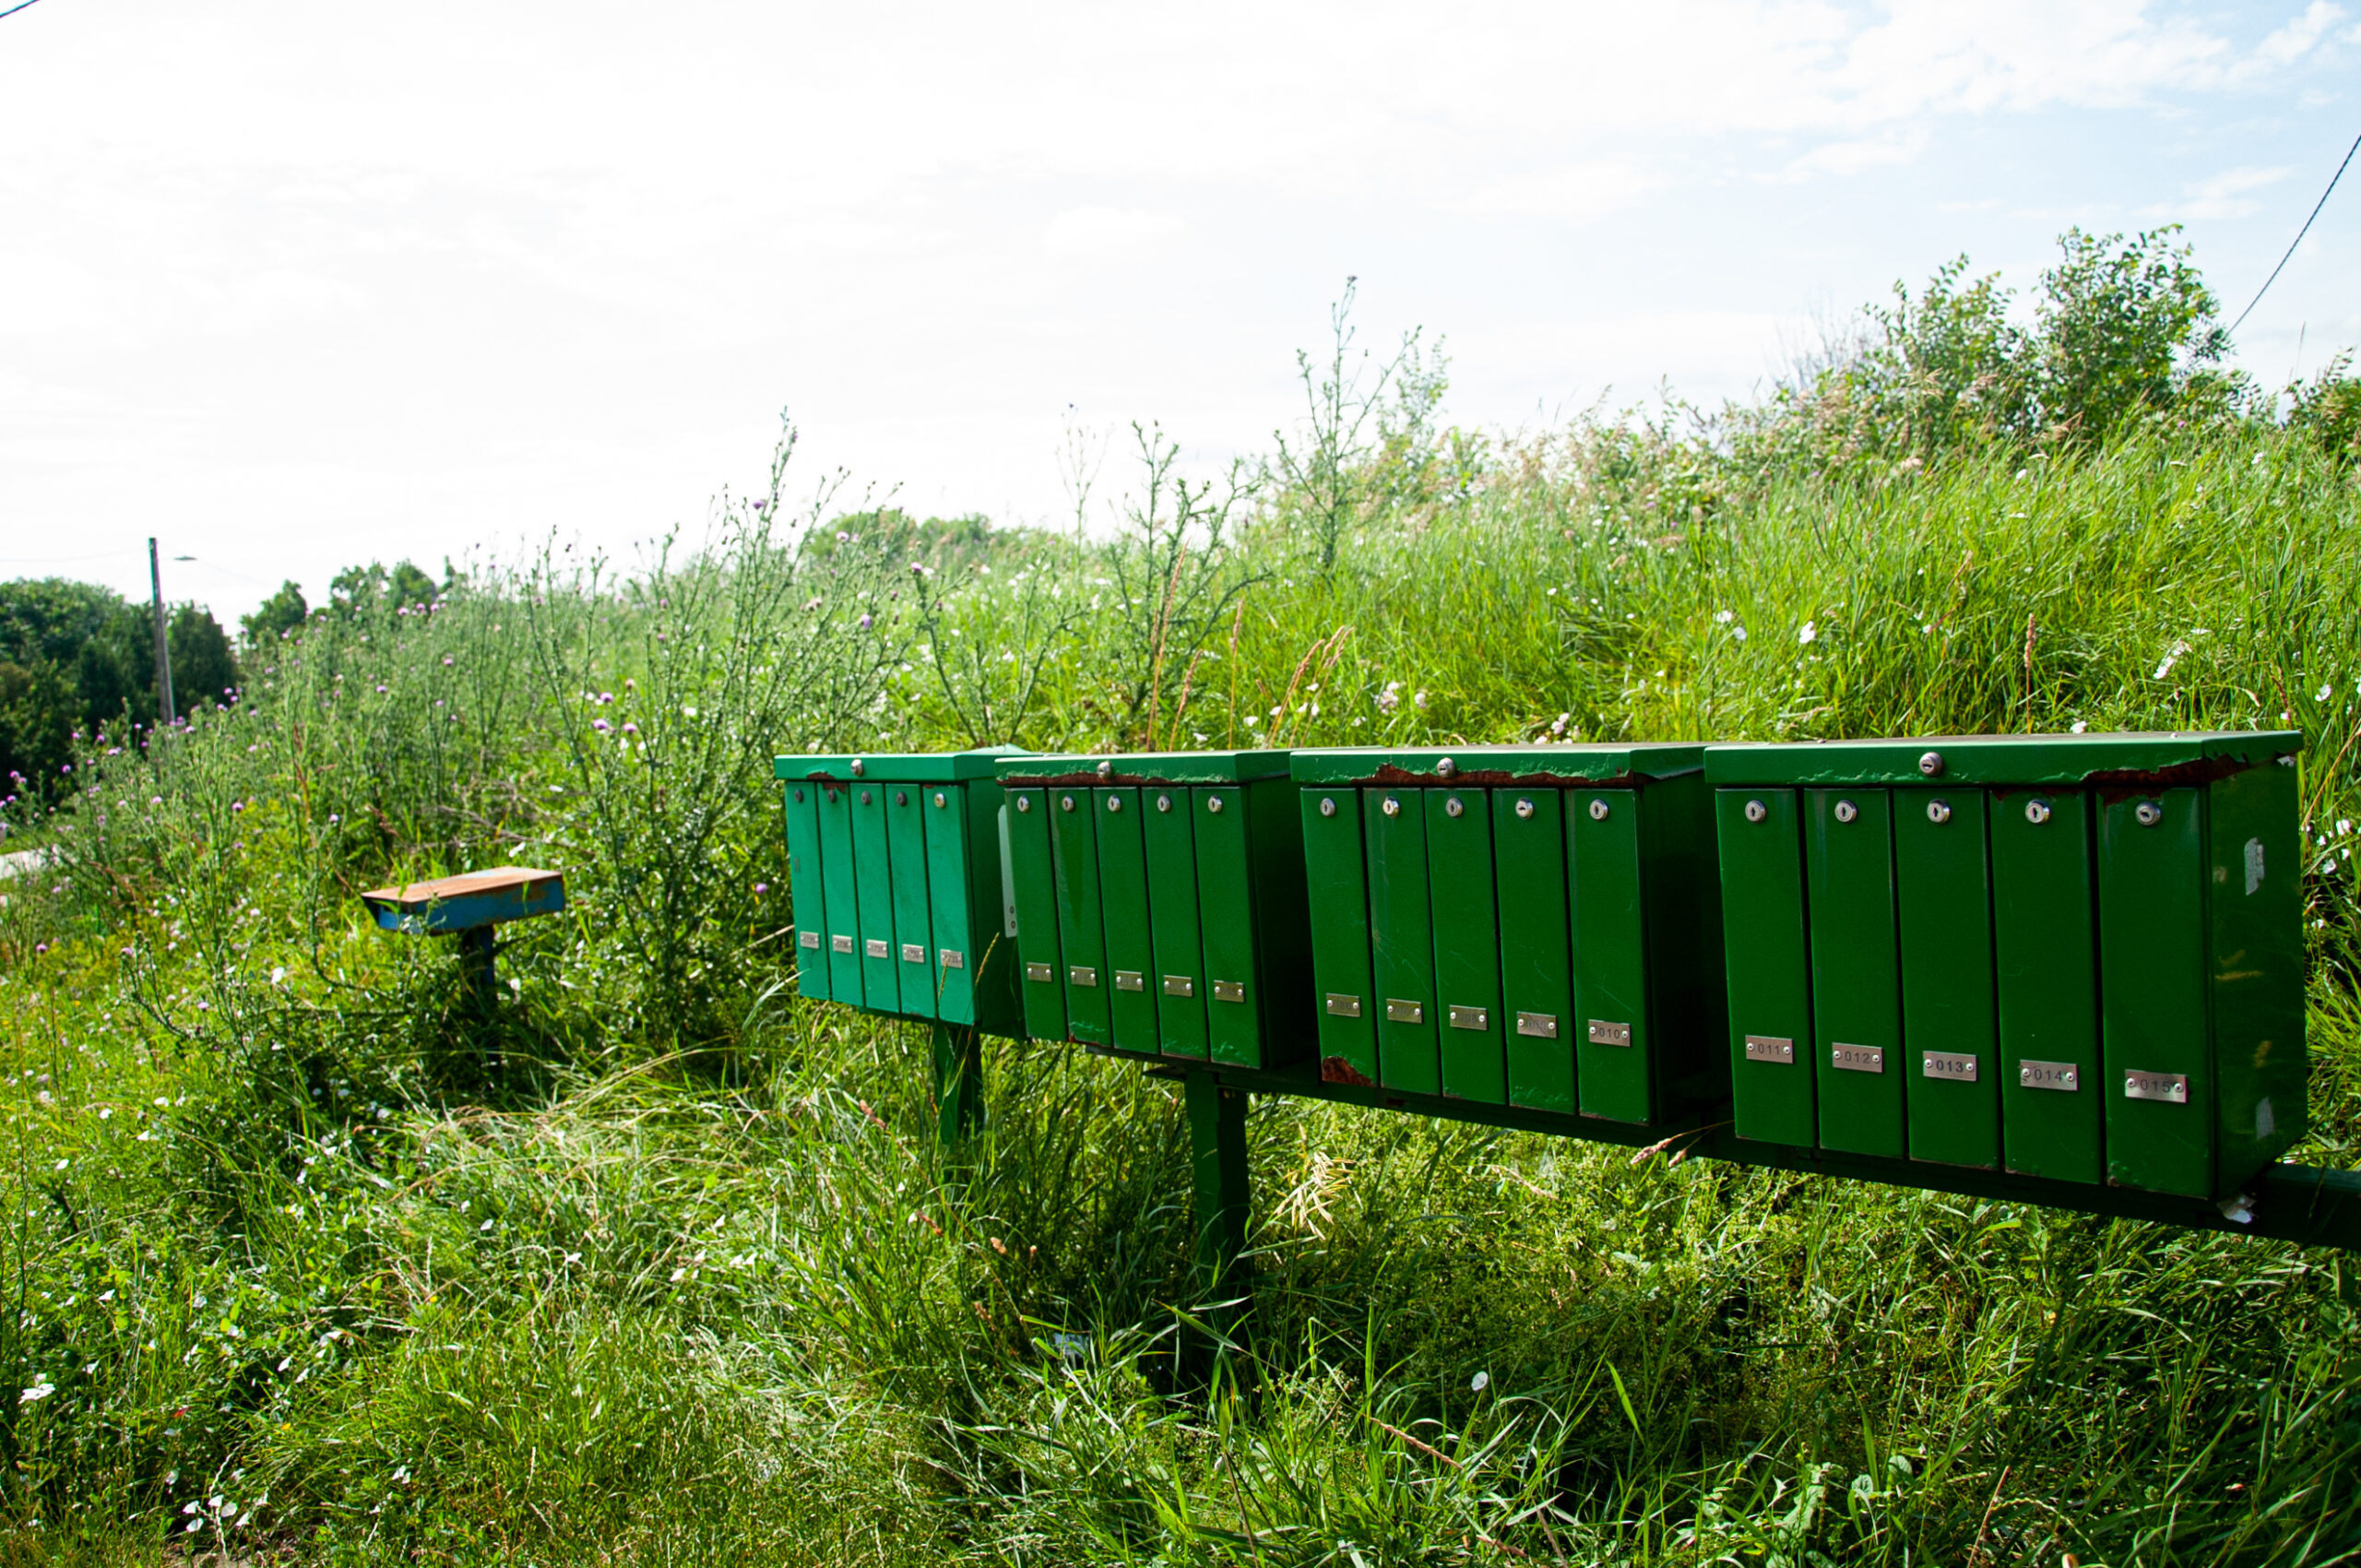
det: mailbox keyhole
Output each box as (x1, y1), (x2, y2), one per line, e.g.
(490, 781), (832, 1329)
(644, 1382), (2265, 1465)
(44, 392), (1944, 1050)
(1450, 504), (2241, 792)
(1833, 800), (1857, 824)
(1157, 793), (1172, 812)
(1589, 799), (1610, 821)
(1319, 797), (1336, 817)
(1514, 798), (1534, 819)
(1744, 799), (1767, 823)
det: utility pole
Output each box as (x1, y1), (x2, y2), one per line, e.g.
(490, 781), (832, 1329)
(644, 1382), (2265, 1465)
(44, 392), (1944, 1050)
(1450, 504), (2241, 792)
(148, 537), (174, 726)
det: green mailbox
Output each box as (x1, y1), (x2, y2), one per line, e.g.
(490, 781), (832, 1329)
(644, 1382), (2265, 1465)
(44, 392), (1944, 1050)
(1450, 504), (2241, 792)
(1287, 746), (1726, 1124)
(775, 749), (1025, 1035)
(996, 752), (1314, 1070)
(1706, 732), (2305, 1200)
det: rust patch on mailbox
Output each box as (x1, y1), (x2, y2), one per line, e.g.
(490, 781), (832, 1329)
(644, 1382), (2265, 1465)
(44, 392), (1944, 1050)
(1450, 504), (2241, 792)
(1321, 1056), (1378, 1087)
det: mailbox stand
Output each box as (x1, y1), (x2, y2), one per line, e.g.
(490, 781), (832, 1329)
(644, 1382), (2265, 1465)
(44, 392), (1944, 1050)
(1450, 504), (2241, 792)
(360, 866), (565, 1011)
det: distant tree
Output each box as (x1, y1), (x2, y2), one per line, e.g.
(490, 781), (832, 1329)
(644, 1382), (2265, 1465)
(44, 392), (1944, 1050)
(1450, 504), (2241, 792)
(2035, 226), (2228, 445)
(242, 580), (309, 646)
(328, 559), (445, 619)
(168, 606), (239, 711)
(0, 577), (153, 734)
(0, 659), (76, 802)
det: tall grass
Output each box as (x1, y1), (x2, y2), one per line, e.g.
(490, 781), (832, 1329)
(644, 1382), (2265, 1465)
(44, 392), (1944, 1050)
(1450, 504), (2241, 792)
(0, 419), (2358, 1563)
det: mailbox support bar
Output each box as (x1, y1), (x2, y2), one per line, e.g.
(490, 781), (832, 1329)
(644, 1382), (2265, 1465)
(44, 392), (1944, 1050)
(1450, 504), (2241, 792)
(1136, 1054), (2361, 1254)
(931, 1019), (984, 1149)
(1184, 1071), (1252, 1351)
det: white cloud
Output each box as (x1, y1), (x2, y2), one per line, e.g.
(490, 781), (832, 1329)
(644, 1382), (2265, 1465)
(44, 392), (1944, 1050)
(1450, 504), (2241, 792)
(1773, 130), (1930, 183)
(2153, 164), (2295, 221)
(2251, 2), (2346, 67)
(1465, 163), (1660, 220)
(1041, 208), (1186, 264)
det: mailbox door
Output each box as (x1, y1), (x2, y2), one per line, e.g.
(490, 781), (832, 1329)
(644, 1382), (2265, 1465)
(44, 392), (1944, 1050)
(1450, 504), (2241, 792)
(1805, 789), (1904, 1158)
(817, 782), (867, 1004)
(1004, 788), (1067, 1041)
(1716, 788), (1814, 1146)
(1894, 790), (1999, 1168)
(783, 782), (830, 1003)
(1569, 787), (1651, 1123)
(1050, 787), (1109, 1047)
(850, 783), (903, 1013)
(1242, 779), (1312, 1067)
(886, 785), (936, 1018)
(1094, 788), (1159, 1055)
(1144, 788), (1210, 1059)
(1494, 788), (1574, 1114)
(1194, 784), (1264, 1067)
(2209, 761), (2306, 1189)
(1302, 786), (1378, 1084)
(1991, 790), (2101, 1183)
(2099, 789), (2211, 1196)
(921, 784), (975, 1025)
(1427, 788), (1505, 1103)
(1365, 787), (1440, 1096)
(966, 782), (1024, 1036)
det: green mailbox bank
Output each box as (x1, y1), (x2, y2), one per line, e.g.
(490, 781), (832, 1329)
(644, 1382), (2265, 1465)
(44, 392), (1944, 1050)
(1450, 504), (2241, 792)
(1287, 746), (1726, 1125)
(994, 752), (1314, 1070)
(776, 748), (1025, 1036)
(1707, 731), (2306, 1201)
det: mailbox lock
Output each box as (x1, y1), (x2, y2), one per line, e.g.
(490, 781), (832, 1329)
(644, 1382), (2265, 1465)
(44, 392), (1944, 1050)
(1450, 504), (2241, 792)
(1061, 794), (1075, 812)
(793, 789), (804, 802)
(1206, 794), (1225, 814)
(1105, 794), (1122, 813)
(1927, 799), (1952, 825)
(1744, 799), (1768, 824)
(2025, 799), (2052, 825)
(1833, 800), (1858, 824)
(1436, 756), (1457, 778)
(1015, 796), (1031, 813)
(849, 759), (865, 777)
(2135, 800), (2164, 826)
(1918, 750), (1944, 777)
(896, 790), (907, 806)
(933, 791), (946, 807)
(1319, 797), (1337, 817)
(1589, 799), (1609, 821)
(1444, 797), (1464, 818)
(1382, 796), (1401, 817)
(1157, 793), (1172, 813)
(860, 790), (872, 805)
(1514, 798), (1534, 819)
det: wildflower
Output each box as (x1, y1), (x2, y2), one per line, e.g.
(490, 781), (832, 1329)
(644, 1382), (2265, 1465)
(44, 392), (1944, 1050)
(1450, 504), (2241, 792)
(443, 656), (454, 666)
(2318, 683), (2333, 704)
(18, 1379), (53, 1405)
(1470, 1371), (1489, 1393)
(1550, 713), (1569, 735)
(2070, 719), (2089, 733)
(753, 883), (768, 895)
(2338, 820), (2353, 836)
(593, 719), (611, 733)
(858, 613), (873, 630)
(1714, 610), (1734, 624)
(621, 722), (638, 735)
(1798, 620), (1818, 646)
(1414, 690), (1429, 710)
(2153, 640), (2189, 680)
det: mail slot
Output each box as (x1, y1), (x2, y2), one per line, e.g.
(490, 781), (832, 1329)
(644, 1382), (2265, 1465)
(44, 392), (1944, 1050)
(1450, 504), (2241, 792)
(1706, 732), (2304, 1200)
(1289, 744), (1722, 1125)
(996, 753), (1313, 1069)
(1095, 788), (1159, 1055)
(773, 749), (1026, 1029)
(781, 779), (831, 1004)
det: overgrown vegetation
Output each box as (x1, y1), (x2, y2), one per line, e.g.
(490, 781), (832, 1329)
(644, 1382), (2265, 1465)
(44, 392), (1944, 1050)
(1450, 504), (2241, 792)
(3, 233), (2361, 1563)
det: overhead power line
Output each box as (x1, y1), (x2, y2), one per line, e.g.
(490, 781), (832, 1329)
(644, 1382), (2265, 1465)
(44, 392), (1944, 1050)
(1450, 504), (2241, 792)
(2228, 125), (2361, 338)
(0, 0), (51, 20)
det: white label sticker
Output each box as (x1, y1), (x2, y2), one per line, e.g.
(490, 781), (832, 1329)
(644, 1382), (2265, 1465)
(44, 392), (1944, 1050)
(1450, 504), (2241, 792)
(2246, 837), (2265, 895)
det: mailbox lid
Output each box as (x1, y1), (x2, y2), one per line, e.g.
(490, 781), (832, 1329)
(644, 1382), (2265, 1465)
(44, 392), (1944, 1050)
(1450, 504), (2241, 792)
(920, 783), (975, 1026)
(885, 783), (937, 1019)
(1291, 743), (1704, 787)
(1716, 787), (1815, 1146)
(1301, 784), (1378, 1085)
(1706, 731), (2298, 788)
(1194, 782), (1265, 1066)
(1991, 788), (2102, 1183)
(1427, 787), (1506, 1104)
(779, 745), (1026, 783)
(815, 780), (868, 1004)
(1804, 789), (1904, 1158)
(782, 781), (831, 1004)
(1568, 786), (1650, 1123)
(2208, 758), (2306, 1189)
(1048, 783), (1110, 1046)
(1094, 788), (1161, 1055)
(1004, 786), (1068, 1042)
(1144, 786), (1210, 1060)
(1894, 788), (1999, 1169)
(1001, 750), (1295, 786)
(1365, 784), (1440, 1096)
(2099, 788), (2212, 1196)
(849, 782), (904, 1014)
(1493, 786), (1574, 1114)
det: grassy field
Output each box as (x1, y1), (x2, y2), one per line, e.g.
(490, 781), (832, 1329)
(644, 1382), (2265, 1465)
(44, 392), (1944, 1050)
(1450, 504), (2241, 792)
(5, 412), (2361, 1564)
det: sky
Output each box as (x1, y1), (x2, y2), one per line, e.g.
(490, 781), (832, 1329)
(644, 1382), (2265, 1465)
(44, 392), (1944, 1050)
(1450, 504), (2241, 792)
(2, 0), (2356, 624)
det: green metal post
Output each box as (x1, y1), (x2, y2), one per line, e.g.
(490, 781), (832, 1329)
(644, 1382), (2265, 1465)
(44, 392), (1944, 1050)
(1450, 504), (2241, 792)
(457, 925), (497, 1013)
(931, 1018), (984, 1148)
(1185, 1070), (1251, 1332)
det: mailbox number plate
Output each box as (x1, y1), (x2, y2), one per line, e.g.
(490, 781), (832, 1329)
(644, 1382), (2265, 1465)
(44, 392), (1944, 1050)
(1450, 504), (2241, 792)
(901, 944), (926, 965)
(940, 948), (966, 969)
(2020, 1058), (2081, 1091)
(2125, 1069), (2190, 1104)
(1745, 1034), (1796, 1064)
(1165, 976), (1197, 997)
(1325, 993), (1362, 1017)
(1922, 1050), (1978, 1082)
(799, 932), (821, 950)
(1386, 999), (1424, 1024)
(1026, 962), (1054, 983)
(1069, 966), (1099, 988)
(1212, 980), (1246, 1004)
(1831, 1043), (1885, 1074)
(1587, 1019), (1632, 1047)
(1447, 1005), (1489, 1031)
(833, 935), (856, 955)
(1518, 1012), (1560, 1039)
(1114, 970), (1145, 992)
(866, 939), (891, 959)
